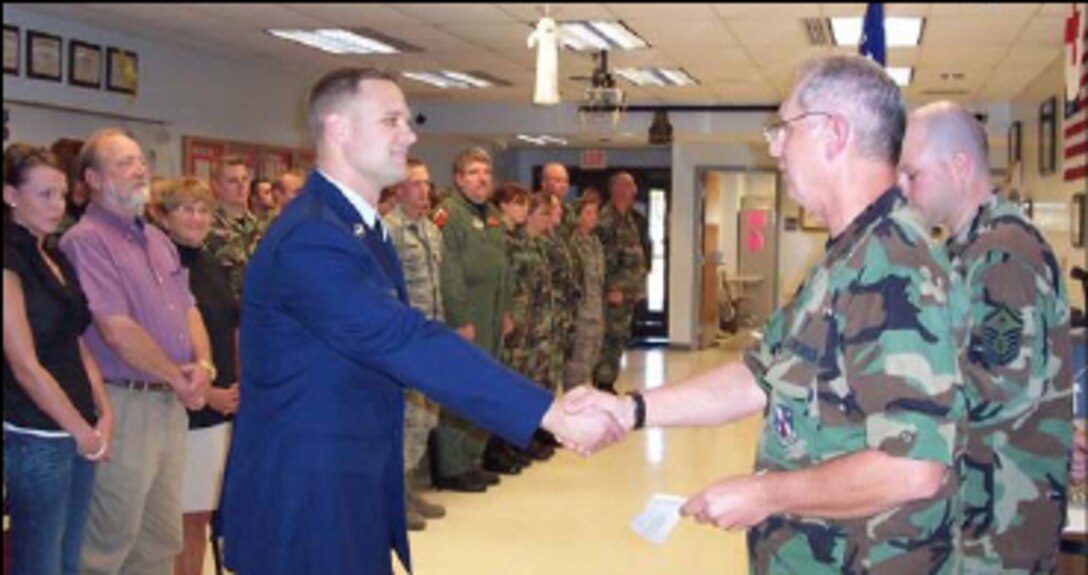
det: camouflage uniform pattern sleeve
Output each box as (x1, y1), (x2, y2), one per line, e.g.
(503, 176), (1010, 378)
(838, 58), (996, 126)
(841, 224), (966, 465)
(953, 204), (1073, 573)
(742, 309), (785, 395)
(207, 208), (263, 301)
(748, 191), (965, 574)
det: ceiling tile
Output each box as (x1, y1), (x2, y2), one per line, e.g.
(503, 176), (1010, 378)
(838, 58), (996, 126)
(281, 3), (421, 27)
(186, 4), (325, 28)
(495, 3), (614, 23)
(727, 18), (811, 47)
(1015, 16), (1065, 47)
(712, 4), (821, 19)
(626, 18), (737, 48)
(923, 15), (1032, 46)
(928, 3), (1040, 18)
(386, 4), (519, 25)
(605, 3), (720, 21)
(441, 23), (535, 52)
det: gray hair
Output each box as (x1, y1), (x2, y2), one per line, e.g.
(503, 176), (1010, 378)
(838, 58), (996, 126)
(77, 128), (137, 185)
(795, 55), (906, 164)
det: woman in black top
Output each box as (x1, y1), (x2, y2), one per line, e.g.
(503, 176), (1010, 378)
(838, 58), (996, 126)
(3, 143), (113, 575)
(147, 177), (239, 575)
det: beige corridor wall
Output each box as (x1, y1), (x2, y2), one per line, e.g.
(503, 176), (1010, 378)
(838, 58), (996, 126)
(1012, 57), (1088, 310)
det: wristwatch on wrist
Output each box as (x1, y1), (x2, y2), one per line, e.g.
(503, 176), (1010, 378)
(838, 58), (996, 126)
(197, 359), (218, 381)
(627, 392), (646, 431)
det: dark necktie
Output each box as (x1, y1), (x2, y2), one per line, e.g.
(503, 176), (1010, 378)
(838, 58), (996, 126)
(363, 220), (407, 303)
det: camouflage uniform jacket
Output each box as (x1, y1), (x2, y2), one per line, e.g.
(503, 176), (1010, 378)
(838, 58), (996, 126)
(569, 229), (605, 329)
(544, 230), (582, 365)
(384, 206), (445, 322)
(742, 188), (968, 575)
(948, 193), (1073, 574)
(207, 205), (262, 301)
(501, 227), (553, 381)
(596, 204), (647, 300)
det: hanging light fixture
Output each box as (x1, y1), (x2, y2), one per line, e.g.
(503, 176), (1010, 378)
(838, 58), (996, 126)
(648, 109), (672, 145)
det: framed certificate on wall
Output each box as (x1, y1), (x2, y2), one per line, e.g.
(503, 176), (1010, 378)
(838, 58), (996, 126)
(106, 46), (138, 94)
(69, 40), (102, 89)
(26, 29), (62, 82)
(3, 25), (18, 75)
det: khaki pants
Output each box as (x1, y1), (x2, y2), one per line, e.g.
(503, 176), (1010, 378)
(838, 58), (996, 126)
(81, 385), (187, 575)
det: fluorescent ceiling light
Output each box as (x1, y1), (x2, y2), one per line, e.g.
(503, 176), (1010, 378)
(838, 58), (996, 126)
(658, 68), (697, 86)
(559, 20), (648, 51)
(562, 22), (610, 51)
(440, 71), (493, 89)
(829, 17), (924, 47)
(616, 68), (697, 87)
(516, 134), (568, 146)
(616, 68), (664, 87)
(886, 67), (913, 86)
(402, 71), (495, 89)
(267, 29), (399, 54)
(587, 21), (648, 50)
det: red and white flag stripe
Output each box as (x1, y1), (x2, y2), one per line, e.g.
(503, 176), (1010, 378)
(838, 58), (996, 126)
(1064, 2), (1088, 181)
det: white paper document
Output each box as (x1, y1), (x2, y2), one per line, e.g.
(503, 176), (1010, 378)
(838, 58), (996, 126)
(630, 494), (687, 544)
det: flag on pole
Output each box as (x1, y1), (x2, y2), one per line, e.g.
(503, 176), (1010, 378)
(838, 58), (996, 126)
(1064, 2), (1088, 182)
(860, 3), (886, 67)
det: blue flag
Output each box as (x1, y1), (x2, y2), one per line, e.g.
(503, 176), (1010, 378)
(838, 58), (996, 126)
(860, 3), (886, 66)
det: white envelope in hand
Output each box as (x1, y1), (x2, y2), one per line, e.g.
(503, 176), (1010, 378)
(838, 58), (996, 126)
(630, 494), (687, 544)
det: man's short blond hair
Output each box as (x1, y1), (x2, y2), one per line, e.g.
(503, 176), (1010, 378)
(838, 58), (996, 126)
(307, 67), (399, 143)
(215, 155), (249, 181)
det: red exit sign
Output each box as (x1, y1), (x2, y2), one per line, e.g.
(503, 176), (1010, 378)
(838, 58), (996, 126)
(580, 149), (607, 170)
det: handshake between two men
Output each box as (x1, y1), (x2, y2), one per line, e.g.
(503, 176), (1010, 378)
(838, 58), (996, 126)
(534, 380), (775, 535)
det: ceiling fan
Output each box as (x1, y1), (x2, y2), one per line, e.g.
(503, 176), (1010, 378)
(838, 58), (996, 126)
(569, 49), (626, 111)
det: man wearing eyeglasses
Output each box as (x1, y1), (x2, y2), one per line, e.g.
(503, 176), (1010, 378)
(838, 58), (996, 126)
(564, 54), (968, 574)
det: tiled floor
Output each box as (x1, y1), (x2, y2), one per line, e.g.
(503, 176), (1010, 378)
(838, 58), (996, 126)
(397, 342), (760, 575)
(205, 340), (762, 575)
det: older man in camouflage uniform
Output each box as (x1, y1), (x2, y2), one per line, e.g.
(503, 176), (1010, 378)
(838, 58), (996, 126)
(566, 55), (969, 574)
(900, 102), (1074, 574)
(384, 158), (447, 530)
(539, 164), (581, 390)
(207, 156), (263, 300)
(592, 171), (647, 394)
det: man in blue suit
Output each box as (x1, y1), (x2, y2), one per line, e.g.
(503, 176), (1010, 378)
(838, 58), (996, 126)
(221, 68), (621, 574)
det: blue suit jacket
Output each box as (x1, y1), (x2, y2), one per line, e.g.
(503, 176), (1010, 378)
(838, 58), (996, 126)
(222, 172), (553, 575)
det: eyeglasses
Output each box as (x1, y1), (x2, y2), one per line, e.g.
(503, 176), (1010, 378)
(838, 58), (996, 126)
(762, 111), (834, 145)
(174, 203), (211, 217)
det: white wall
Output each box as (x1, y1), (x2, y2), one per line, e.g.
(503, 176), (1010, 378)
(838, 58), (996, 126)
(3, 5), (313, 177)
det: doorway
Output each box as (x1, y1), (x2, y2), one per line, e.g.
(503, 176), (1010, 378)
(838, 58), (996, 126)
(697, 168), (779, 343)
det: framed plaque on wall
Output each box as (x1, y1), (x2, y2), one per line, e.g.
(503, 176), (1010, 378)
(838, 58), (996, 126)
(69, 40), (102, 89)
(106, 46), (138, 94)
(3, 25), (19, 76)
(26, 30), (62, 82)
